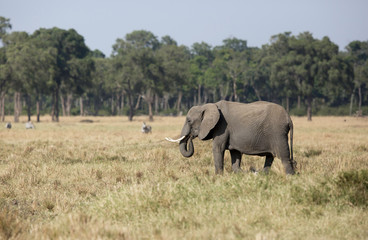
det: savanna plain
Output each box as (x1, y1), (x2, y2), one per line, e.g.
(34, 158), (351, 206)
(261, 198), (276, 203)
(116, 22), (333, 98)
(0, 115), (367, 239)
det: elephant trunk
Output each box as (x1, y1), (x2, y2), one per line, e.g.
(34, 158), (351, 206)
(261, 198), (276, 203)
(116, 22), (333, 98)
(179, 136), (194, 158)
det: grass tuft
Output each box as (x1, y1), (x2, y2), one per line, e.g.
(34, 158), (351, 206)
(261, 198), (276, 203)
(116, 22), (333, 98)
(0, 207), (23, 239)
(303, 148), (323, 158)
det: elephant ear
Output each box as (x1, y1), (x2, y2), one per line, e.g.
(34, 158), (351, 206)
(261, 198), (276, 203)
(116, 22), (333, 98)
(199, 104), (220, 140)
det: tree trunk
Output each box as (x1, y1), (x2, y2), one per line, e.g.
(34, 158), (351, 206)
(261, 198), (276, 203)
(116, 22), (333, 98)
(198, 84), (201, 105)
(36, 99), (40, 122)
(51, 94), (55, 121)
(143, 89), (154, 122)
(14, 92), (21, 123)
(120, 92), (124, 115)
(307, 96), (312, 121)
(286, 97), (290, 113)
(60, 94), (66, 117)
(26, 94), (31, 121)
(358, 85), (362, 111)
(135, 95), (141, 110)
(0, 91), (5, 122)
(253, 87), (262, 101)
(154, 94), (159, 115)
(212, 89), (217, 102)
(55, 90), (59, 122)
(126, 79), (135, 121)
(232, 79), (238, 102)
(349, 89), (355, 116)
(148, 100), (153, 122)
(53, 89), (60, 122)
(79, 97), (84, 116)
(127, 92), (134, 121)
(177, 90), (183, 112)
(163, 93), (169, 111)
(115, 93), (121, 116)
(203, 89), (208, 103)
(66, 93), (72, 116)
(297, 96), (301, 109)
(111, 95), (115, 115)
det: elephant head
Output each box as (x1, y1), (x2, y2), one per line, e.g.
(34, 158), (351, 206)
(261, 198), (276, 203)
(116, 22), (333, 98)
(166, 104), (220, 158)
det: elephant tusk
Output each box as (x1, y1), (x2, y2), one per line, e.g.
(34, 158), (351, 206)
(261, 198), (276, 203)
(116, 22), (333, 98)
(165, 136), (185, 143)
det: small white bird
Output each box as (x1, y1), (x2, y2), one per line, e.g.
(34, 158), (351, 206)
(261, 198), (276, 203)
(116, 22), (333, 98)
(25, 121), (35, 129)
(141, 122), (152, 134)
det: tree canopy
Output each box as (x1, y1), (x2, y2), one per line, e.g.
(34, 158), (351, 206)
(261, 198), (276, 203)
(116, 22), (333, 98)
(1, 16), (367, 122)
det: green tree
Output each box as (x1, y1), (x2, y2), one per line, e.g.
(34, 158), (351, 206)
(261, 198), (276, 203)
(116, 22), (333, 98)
(64, 56), (94, 116)
(269, 33), (297, 111)
(190, 42), (213, 105)
(3, 31), (30, 122)
(323, 54), (354, 110)
(0, 17), (11, 121)
(288, 33), (340, 120)
(204, 48), (230, 101)
(346, 41), (368, 113)
(222, 37), (248, 52)
(0, 16), (11, 40)
(32, 27), (90, 122)
(112, 37), (144, 121)
(244, 47), (271, 102)
(5, 33), (57, 121)
(158, 39), (190, 112)
(85, 56), (111, 116)
(126, 30), (162, 121)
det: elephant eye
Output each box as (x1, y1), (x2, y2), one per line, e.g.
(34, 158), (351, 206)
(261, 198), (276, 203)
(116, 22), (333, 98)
(187, 118), (192, 124)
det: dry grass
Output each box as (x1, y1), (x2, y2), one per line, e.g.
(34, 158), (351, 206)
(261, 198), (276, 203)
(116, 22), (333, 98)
(0, 115), (367, 239)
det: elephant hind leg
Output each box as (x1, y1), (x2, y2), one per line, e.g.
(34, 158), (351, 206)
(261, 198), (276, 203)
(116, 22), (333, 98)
(280, 148), (295, 175)
(263, 154), (274, 174)
(230, 150), (242, 173)
(281, 158), (295, 175)
(277, 136), (295, 175)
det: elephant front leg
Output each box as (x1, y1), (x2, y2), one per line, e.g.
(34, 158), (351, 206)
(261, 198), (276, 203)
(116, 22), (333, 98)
(212, 145), (225, 174)
(230, 150), (242, 173)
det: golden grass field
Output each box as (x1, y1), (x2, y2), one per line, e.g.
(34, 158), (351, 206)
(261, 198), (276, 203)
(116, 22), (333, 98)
(0, 115), (367, 239)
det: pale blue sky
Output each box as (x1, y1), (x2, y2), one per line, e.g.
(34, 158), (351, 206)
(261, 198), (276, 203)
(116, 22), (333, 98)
(1, 0), (367, 56)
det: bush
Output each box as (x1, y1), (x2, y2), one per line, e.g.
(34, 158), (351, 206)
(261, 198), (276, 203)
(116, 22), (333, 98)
(335, 170), (368, 207)
(292, 170), (368, 207)
(290, 107), (306, 116)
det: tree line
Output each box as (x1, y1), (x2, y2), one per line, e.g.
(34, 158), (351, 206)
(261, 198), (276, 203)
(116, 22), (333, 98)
(1, 16), (367, 122)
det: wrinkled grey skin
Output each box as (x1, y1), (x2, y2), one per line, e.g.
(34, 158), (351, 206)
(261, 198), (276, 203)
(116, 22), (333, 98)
(179, 100), (295, 175)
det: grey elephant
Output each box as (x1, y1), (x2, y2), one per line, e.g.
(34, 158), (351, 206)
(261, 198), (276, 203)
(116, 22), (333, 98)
(166, 100), (295, 175)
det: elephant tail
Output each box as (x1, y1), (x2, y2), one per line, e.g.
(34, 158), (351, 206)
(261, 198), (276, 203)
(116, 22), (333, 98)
(288, 117), (295, 169)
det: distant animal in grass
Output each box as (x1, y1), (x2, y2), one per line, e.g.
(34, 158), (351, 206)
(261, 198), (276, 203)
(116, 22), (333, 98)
(25, 121), (35, 129)
(141, 122), (152, 134)
(5, 122), (11, 129)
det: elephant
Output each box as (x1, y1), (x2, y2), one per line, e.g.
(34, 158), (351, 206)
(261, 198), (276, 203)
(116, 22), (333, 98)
(166, 100), (296, 175)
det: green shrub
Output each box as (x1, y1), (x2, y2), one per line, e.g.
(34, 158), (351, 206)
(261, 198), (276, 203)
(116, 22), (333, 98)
(290, 107), (306, 116)
(292, 170), (368, 207)
(335, 170), (368, 207)
(304, 148), (323, 158)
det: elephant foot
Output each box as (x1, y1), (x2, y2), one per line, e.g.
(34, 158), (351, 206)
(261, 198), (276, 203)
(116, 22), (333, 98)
(248, 166), (259, 175)
(249, 166), (257, 173)
(232, 168), (244, 174)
